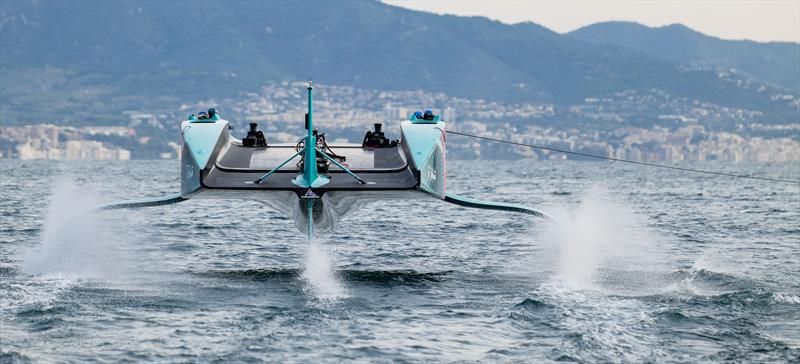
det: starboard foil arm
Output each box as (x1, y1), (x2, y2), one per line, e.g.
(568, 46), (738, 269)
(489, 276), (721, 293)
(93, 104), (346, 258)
(98, 192), (185, 210)
(443, 193), (553, 222)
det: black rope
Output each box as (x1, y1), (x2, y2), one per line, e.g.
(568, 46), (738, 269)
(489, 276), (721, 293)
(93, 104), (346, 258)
(446, 130), (800, 185)
(321, 134), (346, 162)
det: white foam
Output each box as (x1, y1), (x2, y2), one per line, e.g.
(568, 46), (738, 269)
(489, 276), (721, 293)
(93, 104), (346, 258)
(534, 279), (663, 361)
(773, 292), (800, 304)
(690, 250), (736, 275)
(301, 240), (348, 301)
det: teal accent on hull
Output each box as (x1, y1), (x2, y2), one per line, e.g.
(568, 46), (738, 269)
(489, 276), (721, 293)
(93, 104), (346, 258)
(419, 142), (445, 197)
(443, 193), (552, 221)
(401, 121), (446, 171)
(181, 142), (202, 196)
(292, 174), (330, 188)
(182, 120), (227, 170)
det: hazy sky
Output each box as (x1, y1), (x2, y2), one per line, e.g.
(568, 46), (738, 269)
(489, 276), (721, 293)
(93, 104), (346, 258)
(382, 0), (800, 43)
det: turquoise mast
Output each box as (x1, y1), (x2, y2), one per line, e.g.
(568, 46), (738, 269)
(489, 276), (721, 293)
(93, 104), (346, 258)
(252, 80), (367, 239)
(295, 80), (328, 240)
(292, 80), (329, 189)
(255, 80), (365, 187)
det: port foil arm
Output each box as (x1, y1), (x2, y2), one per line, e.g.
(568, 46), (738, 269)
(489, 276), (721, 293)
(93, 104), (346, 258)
(443, 193), (553, 222)
(97, 192), (185, 210)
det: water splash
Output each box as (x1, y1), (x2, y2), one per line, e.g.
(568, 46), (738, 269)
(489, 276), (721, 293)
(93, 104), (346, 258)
(520, 189), (669, 360)
(691, 250), (736, 275)
(301, 240), (347, 301)
(20, 181), (126, 278)
(539, 188), (666, 292)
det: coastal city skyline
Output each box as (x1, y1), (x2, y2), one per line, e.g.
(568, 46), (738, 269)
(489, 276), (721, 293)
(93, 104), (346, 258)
(2, 82), (797, 162)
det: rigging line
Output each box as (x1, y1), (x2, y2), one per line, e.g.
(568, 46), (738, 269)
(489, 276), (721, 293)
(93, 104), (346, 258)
(445, 130), (800, 185)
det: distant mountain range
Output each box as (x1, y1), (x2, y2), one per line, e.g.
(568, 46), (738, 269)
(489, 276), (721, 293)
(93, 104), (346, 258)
(1, 0), (798, 125)
(569, 21), (800, 92)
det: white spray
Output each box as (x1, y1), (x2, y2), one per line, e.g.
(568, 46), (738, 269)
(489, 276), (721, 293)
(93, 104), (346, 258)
(301, 240), (348, 301)
(21, 181), (126, 279)
(539, 187), (666, 292)
(527, 188), (668, 359)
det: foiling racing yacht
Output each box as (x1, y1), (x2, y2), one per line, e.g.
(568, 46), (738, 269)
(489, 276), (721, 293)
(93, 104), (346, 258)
(104, 81), (550, 238)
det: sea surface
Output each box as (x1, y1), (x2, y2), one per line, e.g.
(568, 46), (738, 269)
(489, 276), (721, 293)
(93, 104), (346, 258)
(1, 159), (798, 363)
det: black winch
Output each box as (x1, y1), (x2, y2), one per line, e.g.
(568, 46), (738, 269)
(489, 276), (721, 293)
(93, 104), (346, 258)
(362, 123), (398, 148)
(242, 122), (268, 147)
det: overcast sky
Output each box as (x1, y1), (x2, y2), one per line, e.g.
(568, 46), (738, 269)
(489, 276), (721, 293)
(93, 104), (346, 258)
(382, 0), (800, 43)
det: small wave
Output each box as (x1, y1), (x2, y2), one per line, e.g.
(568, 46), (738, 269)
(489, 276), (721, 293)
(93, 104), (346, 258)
(508, 297), (559, 323)
(27, 316), (65, 333)
(513, 298), (554, 310)
(653, 309), (716, 327)
(643, 287), (793, 318)
(0, 266), (17, 277)
(779, 228), (800, 234)
(340, 270), (451, 284)
(507, 297), (562, 329)
(0, 227), (39, 234)
(522, 280), (663, 361)
(1, 275), (79, 315)
(151, 222), (194, 229)
(192, 268), (450, 286)
(190, 268), (300, 281)
(663, 267), (756, 298)
(0, 349), (33, 364)
(16, 304), (69, 318)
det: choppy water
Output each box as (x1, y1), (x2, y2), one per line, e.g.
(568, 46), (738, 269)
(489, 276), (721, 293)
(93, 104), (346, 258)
(1, 160), (798, 362)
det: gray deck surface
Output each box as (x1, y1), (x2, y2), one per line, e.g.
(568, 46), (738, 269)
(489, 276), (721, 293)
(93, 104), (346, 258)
(207, 143), (417, 191)
(203, 168), (418, 191)
(216, 144), (407, 172)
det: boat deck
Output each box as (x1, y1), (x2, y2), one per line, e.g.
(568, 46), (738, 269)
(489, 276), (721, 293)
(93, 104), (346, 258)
(217, 143), (407, 172)
(204, 143), (418, 191)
